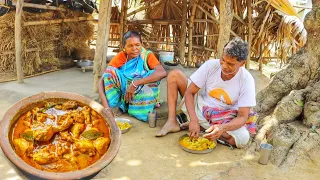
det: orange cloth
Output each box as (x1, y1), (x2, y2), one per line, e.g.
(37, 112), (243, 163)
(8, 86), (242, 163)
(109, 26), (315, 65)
(108, 51), (160, 70)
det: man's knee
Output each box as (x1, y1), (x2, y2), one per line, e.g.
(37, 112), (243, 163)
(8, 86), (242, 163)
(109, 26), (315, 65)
(227, 127), (250, 149)
(167, 69), (184, 82)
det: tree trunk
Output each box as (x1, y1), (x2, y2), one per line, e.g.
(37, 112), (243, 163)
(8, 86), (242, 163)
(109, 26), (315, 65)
(15, 0), (24, 83)
(216, 0), (233, 58)
(252, 0), (320, 168)
(93, 0), (112, 92)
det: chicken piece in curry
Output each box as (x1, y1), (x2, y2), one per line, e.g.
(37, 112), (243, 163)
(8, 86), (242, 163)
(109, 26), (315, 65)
(11, 100), (111, 172)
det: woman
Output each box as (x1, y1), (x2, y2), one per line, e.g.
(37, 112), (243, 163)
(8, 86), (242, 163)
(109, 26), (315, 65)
(98, 31), (167, 121)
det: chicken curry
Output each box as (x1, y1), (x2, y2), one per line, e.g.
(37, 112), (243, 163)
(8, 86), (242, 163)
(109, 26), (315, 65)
(10, 100), (111, 172)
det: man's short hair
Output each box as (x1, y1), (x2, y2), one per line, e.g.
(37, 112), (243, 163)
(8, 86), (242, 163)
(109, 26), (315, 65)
(224, 37), (249, 62)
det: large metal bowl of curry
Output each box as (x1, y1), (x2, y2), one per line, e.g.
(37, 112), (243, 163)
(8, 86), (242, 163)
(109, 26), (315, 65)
(0, 92), (121, 179)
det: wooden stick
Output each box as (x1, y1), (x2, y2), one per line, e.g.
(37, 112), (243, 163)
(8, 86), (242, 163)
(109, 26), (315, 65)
(192, 34), (219, 37)
(22, 2), (67, 11)
(188, 0), (199, 66)
(246, 0), (252, 69)
(233, 13), (246, 25)
(15, 0), (23, 83)
(123, 0), (128, 32)
(127, 0), (162, 16)
(196, 4), (219, 24)
(196, 4), (238, 37)
(119, 0), (125, 49)
(0, 48), (55, 55)
(146, 41), (178, 45)
(23, 17), (94, 26)
(147, 36), (181, 39)
(93, 0), (113, 92)
(0, 69), (61, 83)
(192, 45), (215, 52)
(128, 19), (182, 25)
(179, 0), (187, 64)
(194, 19), (216, 23)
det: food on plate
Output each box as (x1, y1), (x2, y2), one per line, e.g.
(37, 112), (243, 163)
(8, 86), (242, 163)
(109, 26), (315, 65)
(180, 136), (216, 151)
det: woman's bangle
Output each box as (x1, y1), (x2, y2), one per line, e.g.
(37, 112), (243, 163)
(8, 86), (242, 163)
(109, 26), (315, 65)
(131, 80), (138, 88)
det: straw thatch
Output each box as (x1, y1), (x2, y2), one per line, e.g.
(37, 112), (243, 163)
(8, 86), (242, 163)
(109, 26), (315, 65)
(0, 8), (94, 77)
(112, 0), (307, 67)
(0, 11), (60, 75)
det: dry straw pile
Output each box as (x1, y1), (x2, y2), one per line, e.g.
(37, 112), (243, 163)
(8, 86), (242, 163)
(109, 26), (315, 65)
(0, 9), (94, 77)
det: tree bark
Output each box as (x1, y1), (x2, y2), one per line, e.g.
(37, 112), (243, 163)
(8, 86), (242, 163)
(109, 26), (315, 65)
(93, 0), (112, 92)
(246, 0), (252, 69)
(216, 0), (233, 58)
(15, 0), (24, 83)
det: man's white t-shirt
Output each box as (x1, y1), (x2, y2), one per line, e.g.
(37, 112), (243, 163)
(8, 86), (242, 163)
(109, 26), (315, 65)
(190, 59), (256, 110)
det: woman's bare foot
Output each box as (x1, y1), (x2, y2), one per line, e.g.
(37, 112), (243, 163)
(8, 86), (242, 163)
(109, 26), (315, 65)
(180, 122), (189, 130)
(156, 120), (181, 137)
(111, 107), (123, 117)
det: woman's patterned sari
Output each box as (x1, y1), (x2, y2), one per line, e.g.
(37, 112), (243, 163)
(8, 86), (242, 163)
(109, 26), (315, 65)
(102, 48), (160, 121)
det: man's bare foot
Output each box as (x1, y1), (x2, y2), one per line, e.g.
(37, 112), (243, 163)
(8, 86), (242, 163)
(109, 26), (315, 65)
(156, 120), (180, 137)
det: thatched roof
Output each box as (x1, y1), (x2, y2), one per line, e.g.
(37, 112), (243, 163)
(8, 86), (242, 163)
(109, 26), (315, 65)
(111, 0), (307, 66)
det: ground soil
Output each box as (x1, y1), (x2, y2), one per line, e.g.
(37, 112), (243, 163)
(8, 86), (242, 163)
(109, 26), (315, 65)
(0, 64), (319, 180)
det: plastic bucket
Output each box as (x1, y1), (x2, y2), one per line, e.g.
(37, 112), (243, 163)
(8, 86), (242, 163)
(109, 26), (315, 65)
(159, 51), (174, 63)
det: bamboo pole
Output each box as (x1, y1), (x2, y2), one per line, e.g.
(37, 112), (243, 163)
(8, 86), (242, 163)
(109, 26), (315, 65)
(146, 41), (178, 45)
(93, 0), (113, 92)
(23, 17), (94, 26)
(192, 34), (219, 37)
(187, 0), (199, 66)
(0, 48), (54, 55)
(127, 0), (162, 16)
(119, 0), (125, 50)
(196, 4), (238, 37)
(179, 0), (187, 65)
(22, 2), (67, 11)
(233, 13), (246, 25)
(128, 19), (182, 25)
(246, 0), (252, 69)
(194, 19), (216, 23)
(196, 4), (219, 24)
(192, 45), (215, 52)
(15, 0), (23, 83)
(217, 0), (233, 58)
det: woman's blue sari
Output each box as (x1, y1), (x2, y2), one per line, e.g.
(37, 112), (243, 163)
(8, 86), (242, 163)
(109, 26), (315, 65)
(102, 48), (160, 121)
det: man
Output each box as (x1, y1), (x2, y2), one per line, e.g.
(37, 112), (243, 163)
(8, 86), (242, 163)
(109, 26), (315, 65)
(156, 37), (256, 148)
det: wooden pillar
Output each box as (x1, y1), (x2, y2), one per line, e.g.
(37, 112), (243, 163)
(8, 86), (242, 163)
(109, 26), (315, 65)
(119, 0), (125, 50)
(246, 0), (252, 69)
(15, 0), (24, 83)
(123, 0), (128, 33)
(187, 0), (199, 67)
(179, 0), (187, 65)
(93, 0), (113, 92)
(216, 0), (233, 58)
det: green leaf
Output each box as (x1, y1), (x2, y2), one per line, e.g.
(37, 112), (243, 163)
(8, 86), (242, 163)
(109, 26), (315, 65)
(81, 128), (102, 140)
(294, 99), (304, 107)
(20, 129), (33, 141)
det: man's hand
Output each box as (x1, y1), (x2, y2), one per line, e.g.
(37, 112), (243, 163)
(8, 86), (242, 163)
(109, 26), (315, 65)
(203, 124), (224, 141)
(189, 120), (200, 140)
(125, 83), (136, 103)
